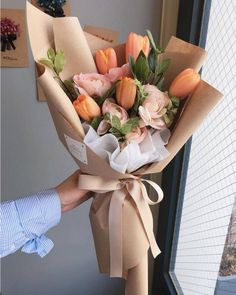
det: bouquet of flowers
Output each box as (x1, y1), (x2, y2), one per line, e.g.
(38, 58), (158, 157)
(38, 0), (66, 17)
(1, 17), (20, 52)
(27, 2), (222, 294)
(39, 31), (201, 174)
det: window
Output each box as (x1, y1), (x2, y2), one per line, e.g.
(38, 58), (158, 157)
(170, 0), (236, 294)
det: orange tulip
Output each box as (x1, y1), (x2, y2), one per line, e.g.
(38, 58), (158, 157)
(125, 32), (150, 62)
(116, 77), (137, 110)
(169, 68), (201, 98)
(73, 95), (101, 122)
(95, 48), (118, 74)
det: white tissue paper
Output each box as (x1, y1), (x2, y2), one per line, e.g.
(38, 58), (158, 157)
(83, 124), (170, 174)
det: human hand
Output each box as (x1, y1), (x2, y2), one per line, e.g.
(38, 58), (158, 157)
(55, 171), (90, 213)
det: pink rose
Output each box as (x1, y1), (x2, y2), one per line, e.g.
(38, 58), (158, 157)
(73, 73), (111, 97)
(102, 98), (128, 123)
(125, 127), (148, 144)
(144, 84), (169, 108)
(96, 99), (128, 135)
(139, 106), (166, 130)
(139, 85), (169, 130)
(106, 63), (131, 82)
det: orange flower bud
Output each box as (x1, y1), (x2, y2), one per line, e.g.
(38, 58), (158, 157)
(116, 77), (137, 110)
(125, 32), (150, 62)
(95, 48), (118, 74)
(73, 95), (101, 122)
(169, 68), (201, 99)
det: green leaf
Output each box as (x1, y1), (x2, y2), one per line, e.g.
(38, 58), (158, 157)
(39, 58), (54, 69)
(91, 116), (104, 130)
(172, 108), (178, 115)
(156, 76), (165, 90)
(64, 80), (80, 101)
(109, 127), (123, 138)
(120, 118), (139, 135)
(146, 29), (157, 51)
(99, 82), (118, 105)
(134, 51), (150, 82)
(128, 55), (136, 78)
(170, 96), (180, 107)
(157, 59), (171, 74)
(47, 48), (56, 62)
(167, 99), (173, 110)
(130, 92), (142, 116)
(104, 112), (111, 121)
(120, 124), (133, 135)
(126, 117), (139, 127)
(168, 111), (175, 121)
(146, 71), (155, 84)
(111, 115), (121, 129)
(148, 48), (157, 73)
(146, 29), (164, 54)
(163, 114), (171, 126)
(54, 50), (66, 74)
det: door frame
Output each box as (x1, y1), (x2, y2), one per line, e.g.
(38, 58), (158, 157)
(152, 1), (212, 294)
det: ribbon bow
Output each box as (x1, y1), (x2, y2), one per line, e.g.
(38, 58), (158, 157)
(78, 174), (164, 277)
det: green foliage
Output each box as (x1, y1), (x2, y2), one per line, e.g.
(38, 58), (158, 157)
(97, 82), (118, 106)
(109, 115), (139, 139)
(54, 50), (66, 75)
(128, 30), (171, 88)
(47, 48), (56, 62)
(163, 96), (181, 127)
(112, 115), (121, 130)
(91, 116), (104, 130)
(63, 80), (80, 101)
(130, 79), (148, 116)
(39, 48), (79, 102)
(120, 117), (139, 135)
(40, 48), (66, 75)
(134, 51), (150, 82)
(39, 58), (54, 69)
(128, 55), (136, 78)
(148, 48), (157, 73)
(157, 59), (171, 74)
(146, 29), (163, 54)
(39, 48), (66, 74)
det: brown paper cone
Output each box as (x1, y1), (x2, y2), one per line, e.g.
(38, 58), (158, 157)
(90, 194), (149, 275)
(26, 3), (223, 294)
(125, 253), (148, 295)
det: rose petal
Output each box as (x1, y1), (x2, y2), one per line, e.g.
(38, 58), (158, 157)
(73, 73), (111, 97)
(97, 120), (110, 135)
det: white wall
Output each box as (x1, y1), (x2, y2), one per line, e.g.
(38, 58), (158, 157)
(1, 1), (162, 294)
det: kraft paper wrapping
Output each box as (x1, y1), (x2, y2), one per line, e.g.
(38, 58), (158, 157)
(26, 2), (223, 294)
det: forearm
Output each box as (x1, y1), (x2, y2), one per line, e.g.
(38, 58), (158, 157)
(0, 189), (61, 258)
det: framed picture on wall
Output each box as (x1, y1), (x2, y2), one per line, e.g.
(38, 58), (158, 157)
(1, 9), (29, 68)
(31, 0), (70, 17)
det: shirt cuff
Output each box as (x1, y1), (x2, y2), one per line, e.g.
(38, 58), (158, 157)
(15, 189), (61, 240)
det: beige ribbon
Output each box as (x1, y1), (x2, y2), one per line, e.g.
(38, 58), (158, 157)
(78, 174), (163, 277)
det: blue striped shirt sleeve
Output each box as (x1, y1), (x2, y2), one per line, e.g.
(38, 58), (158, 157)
(0, 189), (61, 258)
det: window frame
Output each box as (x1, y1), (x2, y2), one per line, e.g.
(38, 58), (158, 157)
(151, 0), (212, 294)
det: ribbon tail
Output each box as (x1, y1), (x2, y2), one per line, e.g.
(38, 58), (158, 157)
(109, 189), (126, 277)
(128, 180), (162, 258)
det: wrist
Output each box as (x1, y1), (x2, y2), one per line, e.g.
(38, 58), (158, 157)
(55, 187), (67, 213)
